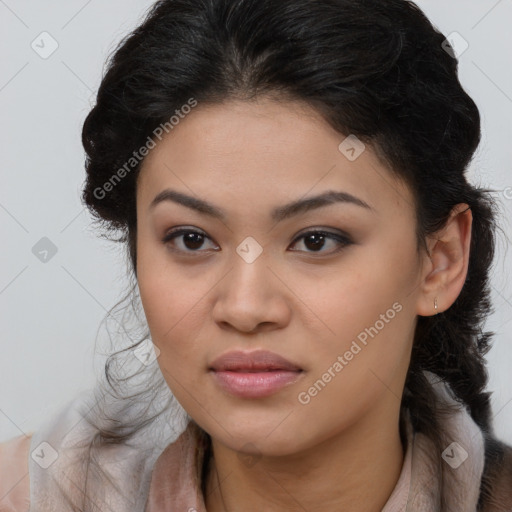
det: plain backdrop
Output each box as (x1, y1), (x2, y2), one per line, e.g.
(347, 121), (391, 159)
(1, 0), (511, 444)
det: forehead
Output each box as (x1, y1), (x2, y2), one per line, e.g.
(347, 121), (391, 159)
(137, 98), (413, 217)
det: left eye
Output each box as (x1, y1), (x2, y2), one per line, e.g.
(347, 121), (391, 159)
(161, 228), (352, 255)
(289, 230), (352, 254)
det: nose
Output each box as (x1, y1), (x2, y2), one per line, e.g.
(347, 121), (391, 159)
(212, 252), (291, 334)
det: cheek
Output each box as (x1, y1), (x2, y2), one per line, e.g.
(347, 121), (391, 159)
(302, 234), (418, 378)
(292, 279), (413, 442)
(138, 270), (206, 347)
(137, 230), (194, 333)
(136, 244), (216, 380)
(137, 267), (211, 404)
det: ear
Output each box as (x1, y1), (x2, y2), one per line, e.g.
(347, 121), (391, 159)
(416, 203), (472, 317)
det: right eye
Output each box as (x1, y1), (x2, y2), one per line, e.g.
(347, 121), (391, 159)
(161, 227), (219, 254)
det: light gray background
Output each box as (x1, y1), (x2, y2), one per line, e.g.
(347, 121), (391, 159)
(1, 0), (511, 444)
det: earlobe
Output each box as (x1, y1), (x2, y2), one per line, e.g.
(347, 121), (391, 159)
(416, 203), (472, 317)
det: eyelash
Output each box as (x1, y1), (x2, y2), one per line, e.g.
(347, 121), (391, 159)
(161, 227), (353, 256)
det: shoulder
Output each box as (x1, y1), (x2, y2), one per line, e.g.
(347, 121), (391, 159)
(479, 435), (512, 511)
(0, 433), (33, 512)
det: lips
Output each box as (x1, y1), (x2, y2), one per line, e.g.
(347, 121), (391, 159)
(209, 349), (302, 372)
(209, 350), (304, 398)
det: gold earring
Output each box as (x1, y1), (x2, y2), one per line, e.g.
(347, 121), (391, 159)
(434, 297), (438, 314)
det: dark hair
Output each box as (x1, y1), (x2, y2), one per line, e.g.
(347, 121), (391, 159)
(78, 0), (505, 505)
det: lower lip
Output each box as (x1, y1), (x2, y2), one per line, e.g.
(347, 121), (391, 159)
(211, 370), (304, 398)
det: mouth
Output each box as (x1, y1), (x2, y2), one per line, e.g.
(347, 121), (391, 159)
(208, 349), (304, 398)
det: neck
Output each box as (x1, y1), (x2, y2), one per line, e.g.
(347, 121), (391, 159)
(203, 402), (405, 512)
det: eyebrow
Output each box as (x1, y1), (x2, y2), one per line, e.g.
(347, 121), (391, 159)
(149, 188), (375, 222)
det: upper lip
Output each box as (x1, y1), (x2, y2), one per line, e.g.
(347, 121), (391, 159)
(209, 350), (302, 372)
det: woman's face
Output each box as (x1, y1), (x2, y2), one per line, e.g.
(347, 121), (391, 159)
(136, 97), (429, 455)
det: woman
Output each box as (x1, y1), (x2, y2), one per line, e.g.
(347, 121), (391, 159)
(1, 0), (511, 510)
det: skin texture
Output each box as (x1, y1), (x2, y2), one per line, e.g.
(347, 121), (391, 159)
(135, 97), (472, 512)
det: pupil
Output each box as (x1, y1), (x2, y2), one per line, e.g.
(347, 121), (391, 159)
(305, 233), (325, 251)
(184, 233), (204, 249)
